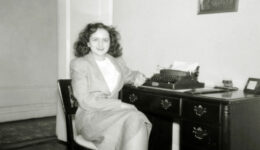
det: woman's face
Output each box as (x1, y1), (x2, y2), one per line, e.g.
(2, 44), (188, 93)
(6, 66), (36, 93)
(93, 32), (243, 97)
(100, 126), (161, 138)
(88, 28), (110, 59)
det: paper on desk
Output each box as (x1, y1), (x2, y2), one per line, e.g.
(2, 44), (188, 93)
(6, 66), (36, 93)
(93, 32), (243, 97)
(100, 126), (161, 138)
(170, 61), (199, 73)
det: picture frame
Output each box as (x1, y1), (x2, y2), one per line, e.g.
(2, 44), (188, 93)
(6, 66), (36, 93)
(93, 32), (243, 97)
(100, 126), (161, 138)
(244, 78), (260, 94)
(198, 0), (239, 14)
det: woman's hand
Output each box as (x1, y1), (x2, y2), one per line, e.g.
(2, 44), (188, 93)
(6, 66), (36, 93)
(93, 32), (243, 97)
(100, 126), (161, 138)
(133, 73), (147, 87)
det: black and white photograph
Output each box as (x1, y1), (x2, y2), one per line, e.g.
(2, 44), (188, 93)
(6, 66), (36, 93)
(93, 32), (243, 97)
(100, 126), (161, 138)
(0, 0), (260, 150)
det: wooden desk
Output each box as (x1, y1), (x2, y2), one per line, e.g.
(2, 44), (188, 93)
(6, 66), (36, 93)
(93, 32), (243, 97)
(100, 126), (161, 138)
(120, 85), (260, 150)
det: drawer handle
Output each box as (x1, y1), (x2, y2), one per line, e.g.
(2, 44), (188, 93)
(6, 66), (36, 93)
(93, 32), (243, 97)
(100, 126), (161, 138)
(129, 93), (138, 103)
(193, 105), (207, 117)
(192, 127), (208, 140)
(161, 99), (172, 110)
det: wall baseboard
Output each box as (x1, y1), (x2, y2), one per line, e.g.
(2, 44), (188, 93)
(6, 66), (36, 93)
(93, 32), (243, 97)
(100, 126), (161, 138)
(0, 102), (57, 122)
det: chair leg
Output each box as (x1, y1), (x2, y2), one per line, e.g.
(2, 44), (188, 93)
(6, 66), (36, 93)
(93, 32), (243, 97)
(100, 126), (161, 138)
(67, 142), (76, 150)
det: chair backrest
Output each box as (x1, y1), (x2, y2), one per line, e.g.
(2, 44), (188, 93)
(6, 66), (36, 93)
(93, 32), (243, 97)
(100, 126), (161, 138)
(58, 79), (78, 114)
(57, 79), (78, 150)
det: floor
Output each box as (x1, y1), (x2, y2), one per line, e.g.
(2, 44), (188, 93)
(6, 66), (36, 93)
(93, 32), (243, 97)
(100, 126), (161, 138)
(0, 116), (68, 150)
(15, 140), (68, 150)
(0, 116), (56, 145)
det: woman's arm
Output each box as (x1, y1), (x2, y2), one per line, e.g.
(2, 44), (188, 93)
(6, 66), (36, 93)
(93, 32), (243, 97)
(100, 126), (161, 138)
(116, 57), (146, 87)
(70, 59), (122, 111)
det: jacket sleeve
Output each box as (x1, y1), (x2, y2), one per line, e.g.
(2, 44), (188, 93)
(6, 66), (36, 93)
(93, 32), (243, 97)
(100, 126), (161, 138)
(116, 57), (142, 84)
(70, 59), (122, 111)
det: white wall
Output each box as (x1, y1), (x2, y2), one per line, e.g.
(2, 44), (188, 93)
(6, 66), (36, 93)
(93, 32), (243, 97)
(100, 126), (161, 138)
(113, 0), (260, 89)
(0, 0), (58, 122)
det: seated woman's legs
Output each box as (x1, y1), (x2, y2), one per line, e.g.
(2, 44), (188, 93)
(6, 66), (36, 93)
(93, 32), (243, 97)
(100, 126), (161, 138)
(120, 110), (151, 150)
(123, 124), (149, 150)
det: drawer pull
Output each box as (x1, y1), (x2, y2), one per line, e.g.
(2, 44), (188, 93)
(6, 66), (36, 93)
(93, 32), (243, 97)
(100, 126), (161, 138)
(129, 93), (138, 103)
(192, 127), (208, 140)
(193, 105), (207, 117)
(161, 99), (172, 110)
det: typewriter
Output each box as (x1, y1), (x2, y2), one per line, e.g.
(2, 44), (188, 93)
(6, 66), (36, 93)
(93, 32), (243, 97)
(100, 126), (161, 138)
(143, 68), (205, 90)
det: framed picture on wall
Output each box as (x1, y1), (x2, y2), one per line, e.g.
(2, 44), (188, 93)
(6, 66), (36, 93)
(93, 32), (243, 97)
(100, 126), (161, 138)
(198, 0), (239, 14)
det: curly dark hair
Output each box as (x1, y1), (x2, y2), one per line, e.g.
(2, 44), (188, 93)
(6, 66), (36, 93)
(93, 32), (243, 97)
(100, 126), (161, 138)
(74, 22), (123, 57)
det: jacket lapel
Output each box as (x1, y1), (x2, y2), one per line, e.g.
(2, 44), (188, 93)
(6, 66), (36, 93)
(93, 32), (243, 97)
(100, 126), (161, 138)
(84, 53), (111, 94)
(84, 53), (125, 97)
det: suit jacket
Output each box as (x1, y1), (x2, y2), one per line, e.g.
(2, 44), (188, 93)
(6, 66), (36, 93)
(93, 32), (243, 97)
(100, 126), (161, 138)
(70, 53), (140, 129)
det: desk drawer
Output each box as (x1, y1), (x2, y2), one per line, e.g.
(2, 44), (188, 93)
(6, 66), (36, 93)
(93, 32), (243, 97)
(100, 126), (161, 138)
(122, 89), (180, 118)
(182, 99), (220, 124)
(181, 121), (219, 150)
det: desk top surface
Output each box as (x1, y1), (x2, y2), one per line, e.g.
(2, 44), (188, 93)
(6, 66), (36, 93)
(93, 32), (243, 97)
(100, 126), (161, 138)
(124, 85), (260, 104)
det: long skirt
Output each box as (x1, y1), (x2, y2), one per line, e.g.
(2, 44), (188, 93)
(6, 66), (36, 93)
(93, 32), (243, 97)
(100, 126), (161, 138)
(76, 106), (152, 150)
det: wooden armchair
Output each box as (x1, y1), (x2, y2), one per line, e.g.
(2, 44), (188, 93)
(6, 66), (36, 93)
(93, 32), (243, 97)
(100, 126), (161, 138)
(57, 79), (97, 150)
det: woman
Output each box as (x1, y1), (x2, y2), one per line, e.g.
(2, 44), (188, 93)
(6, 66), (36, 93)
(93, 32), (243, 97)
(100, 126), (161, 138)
(71, 22), (152, 150)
